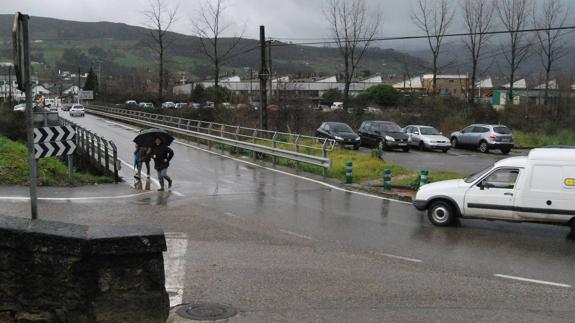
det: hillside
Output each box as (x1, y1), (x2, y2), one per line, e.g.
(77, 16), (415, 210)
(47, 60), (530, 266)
(0, 15), (425, 81)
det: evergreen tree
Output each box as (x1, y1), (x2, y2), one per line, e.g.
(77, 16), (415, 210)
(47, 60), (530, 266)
(83, 67), (99, 93)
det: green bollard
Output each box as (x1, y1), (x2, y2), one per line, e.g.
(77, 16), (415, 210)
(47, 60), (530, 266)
(345, 161), (353, 184)
(419, 169), (429, 188)
(383, 168), (391, 191)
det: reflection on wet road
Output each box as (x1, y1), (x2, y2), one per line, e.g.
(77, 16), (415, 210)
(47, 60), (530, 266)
(63, 112), (575, 288)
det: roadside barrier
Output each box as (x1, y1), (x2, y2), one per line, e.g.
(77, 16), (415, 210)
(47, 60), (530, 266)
(85, 105), (335, 175)
(345, 161), (353, 183)
(383, 168), (392, 191)
(59, 117), (120, 183)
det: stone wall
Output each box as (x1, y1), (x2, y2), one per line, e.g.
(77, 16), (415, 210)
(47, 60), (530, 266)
(0, 215), (169, 323)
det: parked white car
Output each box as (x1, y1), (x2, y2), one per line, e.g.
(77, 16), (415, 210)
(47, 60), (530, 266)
(404, 125), (451, 152)
(161, 101), (176, 109)
(13, 103), (26, 112)
(330, 102), (344, 111)
(413, 148), (575, 233)
(139, 102), (155, 109)
(69, 104), (85, 117)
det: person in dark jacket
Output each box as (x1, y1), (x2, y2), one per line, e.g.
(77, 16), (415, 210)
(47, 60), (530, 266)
(151, 137), (174, 191)
(134, 145), (151, 180)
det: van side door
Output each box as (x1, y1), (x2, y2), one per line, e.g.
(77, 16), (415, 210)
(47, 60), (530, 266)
(464, 168), (520, 219)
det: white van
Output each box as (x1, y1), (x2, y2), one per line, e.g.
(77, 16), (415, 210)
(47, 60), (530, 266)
(413, 148), (575, 233)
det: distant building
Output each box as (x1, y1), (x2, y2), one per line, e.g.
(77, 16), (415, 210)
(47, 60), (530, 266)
(422, 74), (469, 98)
(173, 75), (387, 99)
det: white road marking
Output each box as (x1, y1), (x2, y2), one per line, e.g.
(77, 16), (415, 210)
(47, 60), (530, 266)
(378, 253), (423, 263)
(494, 274), (572, 288)
(224, 212), (238, 217)
(93, 117), (411, 205)
(0, 191), (153, 201)
(279, 229), (314, 240)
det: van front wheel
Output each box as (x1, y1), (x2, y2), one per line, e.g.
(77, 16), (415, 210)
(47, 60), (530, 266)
(427, 200), (455, 227)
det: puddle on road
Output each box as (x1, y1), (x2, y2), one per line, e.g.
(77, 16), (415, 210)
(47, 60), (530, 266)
(164, 232), (188, 307)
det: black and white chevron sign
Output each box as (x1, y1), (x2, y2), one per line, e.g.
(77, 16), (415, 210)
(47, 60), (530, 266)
(33, 126), (75, 144)
(34, 140), (77, 159)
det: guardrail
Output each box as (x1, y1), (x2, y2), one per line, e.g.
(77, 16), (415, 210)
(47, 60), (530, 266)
(59, 117), (121, 183)
(85, 105), (335, 174)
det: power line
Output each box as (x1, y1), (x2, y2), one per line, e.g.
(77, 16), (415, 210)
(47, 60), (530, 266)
(269, 25), (575, 47)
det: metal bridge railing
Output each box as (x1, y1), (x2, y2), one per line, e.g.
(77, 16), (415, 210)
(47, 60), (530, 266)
(59, 117), (120, 182)
(85, 105), (335, 173)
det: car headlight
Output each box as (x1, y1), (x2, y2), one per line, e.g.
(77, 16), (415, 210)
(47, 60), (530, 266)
(385, 136), (395, 142)
(334, 136), (343, 141)
(355, 137), (360, 141)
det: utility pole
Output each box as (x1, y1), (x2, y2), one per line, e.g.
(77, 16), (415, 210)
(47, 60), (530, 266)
(77, 67), (81, 104)
(267, 40), (273, 105)
(8, 65), (12, 104)
(259, 26), (268, 130)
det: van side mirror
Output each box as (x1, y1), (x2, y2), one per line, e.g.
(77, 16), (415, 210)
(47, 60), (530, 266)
(479, 181), (492, 190)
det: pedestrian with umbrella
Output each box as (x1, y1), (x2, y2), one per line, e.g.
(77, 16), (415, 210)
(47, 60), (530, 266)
(134, 128), (175, 191)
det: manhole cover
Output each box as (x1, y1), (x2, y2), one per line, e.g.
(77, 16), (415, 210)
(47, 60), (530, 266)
(176, 303), (238, 321)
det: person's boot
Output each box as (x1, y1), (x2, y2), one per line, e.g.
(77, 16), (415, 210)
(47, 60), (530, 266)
(168, 179), (173, 189)
(158, 186), (164, 191)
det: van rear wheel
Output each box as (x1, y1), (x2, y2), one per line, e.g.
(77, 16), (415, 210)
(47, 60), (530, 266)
(427, 200), (455, 227)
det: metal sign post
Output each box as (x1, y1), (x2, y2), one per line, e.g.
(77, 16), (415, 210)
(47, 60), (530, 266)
(13, 13), (38, 219)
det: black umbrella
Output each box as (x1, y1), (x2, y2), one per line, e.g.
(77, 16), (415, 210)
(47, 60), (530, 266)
(133, 128), (174, 147)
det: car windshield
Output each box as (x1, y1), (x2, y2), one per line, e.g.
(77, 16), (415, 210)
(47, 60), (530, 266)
(464, 166), (492, 183)
(420, 127), (440, 135)
(493, 126), (511, 134)
(376, 123), (401, 132)
(330, 123), (353, 133)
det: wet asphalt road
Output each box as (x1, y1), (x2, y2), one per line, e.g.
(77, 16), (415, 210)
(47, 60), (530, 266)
(22, 112), (572, 320)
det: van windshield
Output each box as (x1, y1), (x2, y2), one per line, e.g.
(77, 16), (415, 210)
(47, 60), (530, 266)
(464, 166), (492, 183)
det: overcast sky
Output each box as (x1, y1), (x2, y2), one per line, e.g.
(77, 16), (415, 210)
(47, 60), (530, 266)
(1, 0), (429, 49)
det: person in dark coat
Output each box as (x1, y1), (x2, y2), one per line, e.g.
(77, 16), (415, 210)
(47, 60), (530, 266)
(134, 145), (151, 180)
(151, 136), (174, 191)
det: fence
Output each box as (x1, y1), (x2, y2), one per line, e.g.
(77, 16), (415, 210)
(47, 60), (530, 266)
(85, 105), (335, 174)
(59, 117), (120, 182)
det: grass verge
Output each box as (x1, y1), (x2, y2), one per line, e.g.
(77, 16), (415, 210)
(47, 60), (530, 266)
(0, 136), (113, 186)
(514, 129), (575, 148)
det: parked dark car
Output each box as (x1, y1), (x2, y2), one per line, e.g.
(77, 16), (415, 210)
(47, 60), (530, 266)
(358, 121), (410, 152)
(316, 122), (361, 150)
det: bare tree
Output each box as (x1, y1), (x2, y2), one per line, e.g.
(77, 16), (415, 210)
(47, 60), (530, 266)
(533, 0), (570, 102)
(143, 0), (177, 102)
(192, 0), (245, 88)
(325, 0), (381, 111)
(496, 0), (532, 102)
(411, 0), (455, 95)
(461, 0), (494, 103)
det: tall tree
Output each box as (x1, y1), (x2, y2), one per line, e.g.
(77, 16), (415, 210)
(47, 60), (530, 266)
(461, 0), (494, 104)
(496, 0), (532, 103)
(83, 67), (99, 93)
(143, 0), (177, 102)
(192, 0), (245, 88)
(411, 0), (455, 95)
(533, 0), (570, 102)
(325, 0), (381, 112)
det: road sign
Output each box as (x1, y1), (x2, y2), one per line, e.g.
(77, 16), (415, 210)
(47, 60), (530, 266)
(79, 90), (93, 100)
(34, 140), (76, 159)
(12, 13), (26, 92)
(33, 125), (75, 144)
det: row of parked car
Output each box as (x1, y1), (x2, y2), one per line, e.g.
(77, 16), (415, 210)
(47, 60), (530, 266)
(315, 121), (514, 154)
(125, 100), (204, 109)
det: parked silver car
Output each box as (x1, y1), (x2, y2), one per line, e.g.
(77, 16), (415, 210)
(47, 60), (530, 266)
(404, 125), (451, 152)
(450, 124), (514, 154)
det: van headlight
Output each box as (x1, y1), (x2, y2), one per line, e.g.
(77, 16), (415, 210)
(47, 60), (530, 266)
(385, 136), (395, 142)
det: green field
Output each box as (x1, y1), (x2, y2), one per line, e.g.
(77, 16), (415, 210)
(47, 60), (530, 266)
(0, 136), (113, 186)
